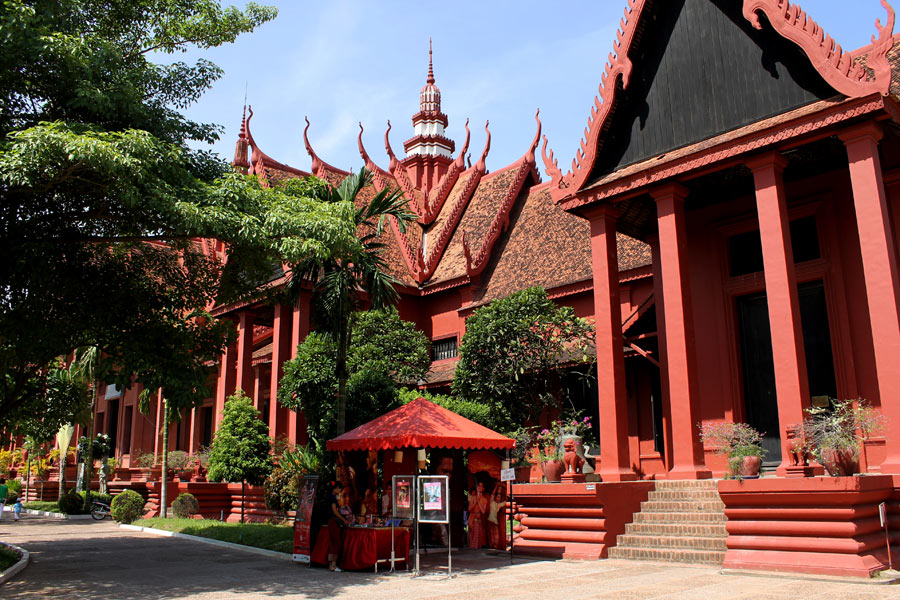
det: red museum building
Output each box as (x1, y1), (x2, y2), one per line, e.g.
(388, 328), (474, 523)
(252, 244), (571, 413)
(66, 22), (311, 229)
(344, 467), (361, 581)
(73, 0), (900, 577)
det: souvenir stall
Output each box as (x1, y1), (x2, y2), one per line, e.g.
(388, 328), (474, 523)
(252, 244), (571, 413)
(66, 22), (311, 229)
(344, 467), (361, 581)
(308, 398), (514, 571)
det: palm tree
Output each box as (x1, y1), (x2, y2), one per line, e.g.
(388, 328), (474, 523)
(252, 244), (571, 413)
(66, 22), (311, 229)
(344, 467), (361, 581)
(288, 167), (416, 435)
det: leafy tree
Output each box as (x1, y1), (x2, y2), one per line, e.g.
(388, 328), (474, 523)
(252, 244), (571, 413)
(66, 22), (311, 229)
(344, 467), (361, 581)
(288, 169), (417, 435)
(452, 287), (595, 432)
(395, 387), (499, 431)
(207, 391), (272, 522)
(278, 308), (430, 441)
(0, 2), (361, 434)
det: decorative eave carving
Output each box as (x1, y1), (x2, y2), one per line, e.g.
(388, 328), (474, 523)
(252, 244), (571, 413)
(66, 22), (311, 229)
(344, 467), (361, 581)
(463, 112), (541, 278)
(384, 120), (424, 214)
(303, 117), (349, 180)
(743, 0), (895, 98)
(419, 119), (471, 225)
(542, 0), (647, 205)
(357, 123), (395, 191)
(241, 107), (309, 180)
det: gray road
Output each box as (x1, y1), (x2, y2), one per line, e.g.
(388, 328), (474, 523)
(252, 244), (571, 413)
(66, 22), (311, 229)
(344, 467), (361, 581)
(3, 514), (900, 599)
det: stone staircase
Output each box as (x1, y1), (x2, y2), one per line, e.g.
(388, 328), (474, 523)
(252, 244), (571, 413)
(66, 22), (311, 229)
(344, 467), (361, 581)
(608, 479), (727, 565)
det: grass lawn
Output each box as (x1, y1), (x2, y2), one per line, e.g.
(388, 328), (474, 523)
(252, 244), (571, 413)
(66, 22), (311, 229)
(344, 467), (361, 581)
(0, 546), (20, 572)
(139, 518), (293, 554)
(24, 501), (61, 513)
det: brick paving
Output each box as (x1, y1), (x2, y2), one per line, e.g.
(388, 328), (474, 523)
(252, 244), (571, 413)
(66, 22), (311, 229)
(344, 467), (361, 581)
(3, 514), (900, 599)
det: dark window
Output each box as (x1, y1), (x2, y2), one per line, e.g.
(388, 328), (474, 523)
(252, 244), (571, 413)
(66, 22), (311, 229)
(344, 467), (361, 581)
(431, 337), (458, 361)
(200, 406), (213, 448)
(728, 216), (820, 277)
(121, 406), (133, 454)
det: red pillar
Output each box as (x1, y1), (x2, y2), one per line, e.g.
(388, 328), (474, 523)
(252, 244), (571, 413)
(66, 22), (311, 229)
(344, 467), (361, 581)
(840, 123), (900, 473)
(214, 323), (237, 429)
(747, 153), (811, 476)
(291, 297), (312, 445)
(585, 205), (636, 481)
(236, 311), (254, 397)
(651, 183), (711, 480)
(270, 304), (292, 440)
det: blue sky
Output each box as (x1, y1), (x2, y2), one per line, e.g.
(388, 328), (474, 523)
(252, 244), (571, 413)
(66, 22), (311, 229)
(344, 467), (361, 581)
(182, 1), (894, 175)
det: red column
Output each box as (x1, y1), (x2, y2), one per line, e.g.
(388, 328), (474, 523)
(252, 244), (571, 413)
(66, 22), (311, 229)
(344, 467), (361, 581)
(747, 153), (811, 476)
(214, 324), (237, 429)
(236, 311), (254, 397)
(585, 205), (636, 481)
(270, 304), (292, 440)
(651, 183), (711, 480)
(840, 123), (900, 473)
(649, 235), (672, 470)
(291, 297), (312, 445)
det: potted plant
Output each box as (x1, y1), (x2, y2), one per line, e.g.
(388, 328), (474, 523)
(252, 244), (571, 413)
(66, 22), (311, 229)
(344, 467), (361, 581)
(167, 450), (193, 481)
(536, 424), (565, 482)
(698, 421), (765, 479)
(803, 398), (884, 476)
(132, 451), (159, 481)
(508, 426), (538, 482)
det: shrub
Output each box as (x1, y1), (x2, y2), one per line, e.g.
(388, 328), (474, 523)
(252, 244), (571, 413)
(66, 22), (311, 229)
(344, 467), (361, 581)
(264, 467), (300, 516)
(133, 451), (156, 468)
(166, 450), (191, 471)
(110, 489), (145, 523)
(7, 479), (22, 498)
(57, 490), (84, 514)
(172, 493), (199, 519)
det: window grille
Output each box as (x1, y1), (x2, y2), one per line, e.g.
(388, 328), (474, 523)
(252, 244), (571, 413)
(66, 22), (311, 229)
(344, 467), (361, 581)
(431, 337), (458, 361)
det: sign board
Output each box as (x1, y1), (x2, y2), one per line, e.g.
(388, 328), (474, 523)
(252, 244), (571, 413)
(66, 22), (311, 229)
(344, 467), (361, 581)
(880, 501), (887, 528)
(392, 475), (415, 520)
(585, 483), (596, 491)
(292, 474), (319, 563)
(417, 475), (450, 523)
(500, 468), (515, 482)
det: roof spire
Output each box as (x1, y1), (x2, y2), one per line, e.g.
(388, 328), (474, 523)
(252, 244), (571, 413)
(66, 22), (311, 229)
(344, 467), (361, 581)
(427, 38), (435, 84)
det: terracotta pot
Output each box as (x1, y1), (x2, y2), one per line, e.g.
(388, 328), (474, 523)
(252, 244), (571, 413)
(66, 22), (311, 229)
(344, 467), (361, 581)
(821, 448), (860, 477)
(542, 459), (565, 482)
(514, 466), (532, 483)
(738, 455), (762, 478)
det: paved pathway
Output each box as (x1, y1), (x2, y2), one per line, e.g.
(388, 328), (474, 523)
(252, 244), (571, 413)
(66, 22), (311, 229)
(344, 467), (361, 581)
(3, 514), (900, 599)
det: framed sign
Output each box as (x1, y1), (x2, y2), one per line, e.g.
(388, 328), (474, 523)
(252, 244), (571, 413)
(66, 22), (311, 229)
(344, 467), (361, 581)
(417, 475), (449, 523)
(292, 474), (319, 563)
(392, 475), (415, 520)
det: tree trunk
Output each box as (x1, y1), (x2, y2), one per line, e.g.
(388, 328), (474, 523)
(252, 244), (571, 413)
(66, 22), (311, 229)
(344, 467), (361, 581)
(160, 398), (169, 519)
(58, 448), (66, 500)
(82, 385), (98, 512)
(24, 456), (30, 504)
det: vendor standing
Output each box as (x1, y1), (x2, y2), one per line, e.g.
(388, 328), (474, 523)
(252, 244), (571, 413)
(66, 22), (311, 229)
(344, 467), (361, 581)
(327, 482), (353, 572)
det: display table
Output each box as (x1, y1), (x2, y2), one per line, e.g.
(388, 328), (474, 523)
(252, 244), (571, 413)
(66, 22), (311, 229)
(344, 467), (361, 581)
(310, 525), (410, 571)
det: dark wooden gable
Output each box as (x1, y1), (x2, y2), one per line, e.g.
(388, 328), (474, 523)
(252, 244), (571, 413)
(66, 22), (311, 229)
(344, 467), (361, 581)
(589, 0), (838, 180)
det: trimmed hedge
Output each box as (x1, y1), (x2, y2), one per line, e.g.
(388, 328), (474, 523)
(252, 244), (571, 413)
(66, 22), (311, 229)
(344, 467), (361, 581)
(172, 493), (199, 518)
(111, 489), (144, 523)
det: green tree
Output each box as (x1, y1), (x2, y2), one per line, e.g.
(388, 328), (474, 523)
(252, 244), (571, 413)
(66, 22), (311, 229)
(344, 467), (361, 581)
(207, 391), (272, 522)
(289, 174), (417, 435)
(452, 287), (595, 431)
(0, 1), (361, 433)
(278, 308), (430, 441)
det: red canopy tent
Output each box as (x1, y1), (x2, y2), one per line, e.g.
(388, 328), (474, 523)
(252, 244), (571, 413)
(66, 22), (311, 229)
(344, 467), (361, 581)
(326, 397), (514, 451)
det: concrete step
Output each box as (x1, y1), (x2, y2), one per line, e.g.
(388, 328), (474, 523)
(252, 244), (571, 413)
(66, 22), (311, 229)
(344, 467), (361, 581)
(608, 545), (725, 565)
(648, 489), (722, 501)
(616, 533), (727, 551)
(624, 521), (727, 538)
(632, 511), (726, 523)
(653, 480), (720, 490)
(640, 500), (726, 513)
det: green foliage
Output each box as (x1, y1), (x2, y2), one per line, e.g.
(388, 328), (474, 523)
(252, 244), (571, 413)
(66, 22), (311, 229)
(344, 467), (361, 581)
(166, 451), (191, 472)
(279, 309), (430, 440)
(286, 168), (418, 435)
(57, 490), (84, 515)
(139, 518), (293, 553)
(803, 398), (885, 461)
(172, 493), (200, 519)
(206, 391), (272, 486)
(110, 489), (145, 524)
(263, 467), (299, 516)
(698, 421), (766, 478)
(133, 451), (156, 468)
(6, 479), (22, 498)
(0, 1), (370, 433)
(453, 287), (596, 430)
(0, 546), (20, 572)
(396, 387), (496, 430)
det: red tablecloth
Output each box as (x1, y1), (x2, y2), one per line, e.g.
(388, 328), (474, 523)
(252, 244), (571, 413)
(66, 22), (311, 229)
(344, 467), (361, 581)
(310, 525), (409, 571)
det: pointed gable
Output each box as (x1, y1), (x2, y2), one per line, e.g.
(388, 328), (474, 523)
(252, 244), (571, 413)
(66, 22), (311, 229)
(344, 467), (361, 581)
(592, 0), (836, 179)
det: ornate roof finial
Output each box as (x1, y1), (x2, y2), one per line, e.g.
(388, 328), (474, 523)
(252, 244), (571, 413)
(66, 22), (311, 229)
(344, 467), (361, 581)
(427, 38), (435, 85)
(233, 103), (251, 170)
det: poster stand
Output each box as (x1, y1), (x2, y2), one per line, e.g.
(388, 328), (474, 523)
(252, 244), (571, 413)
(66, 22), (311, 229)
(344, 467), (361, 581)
(391, 475), (415, 573)
(393, 474), (452, 578)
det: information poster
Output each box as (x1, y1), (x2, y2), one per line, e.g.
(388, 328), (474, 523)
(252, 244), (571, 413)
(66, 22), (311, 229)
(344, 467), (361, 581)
(417, 475), (449, 523)
(292, 474), (319, 563)
(392, 475), (415, 519)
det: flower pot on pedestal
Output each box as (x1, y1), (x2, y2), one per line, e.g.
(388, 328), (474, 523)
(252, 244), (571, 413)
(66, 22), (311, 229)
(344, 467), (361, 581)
(821, 448), (859, 477)
(542, 460), (564, 482)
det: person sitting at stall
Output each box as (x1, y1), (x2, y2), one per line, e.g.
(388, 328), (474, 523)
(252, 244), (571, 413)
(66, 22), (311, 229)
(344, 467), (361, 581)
(328, 482), (353, 572)
(360, 487), (378, 520)
(487, 483), (506, 550)
(467, 481), (488, 549)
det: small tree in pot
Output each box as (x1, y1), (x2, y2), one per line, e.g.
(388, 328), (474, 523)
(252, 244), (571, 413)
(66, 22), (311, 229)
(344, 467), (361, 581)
(803, 398), (884, 476)
(698, 421), (765, 479)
